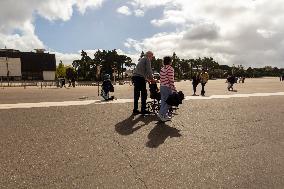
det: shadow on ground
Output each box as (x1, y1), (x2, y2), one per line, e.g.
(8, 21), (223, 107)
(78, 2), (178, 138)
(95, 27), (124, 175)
(146, 122), (181, 148)
(115, 114), (158, 135)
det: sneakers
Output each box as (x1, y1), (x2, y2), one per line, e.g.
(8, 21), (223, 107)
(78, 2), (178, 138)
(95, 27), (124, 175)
(158, 114), (171, 122)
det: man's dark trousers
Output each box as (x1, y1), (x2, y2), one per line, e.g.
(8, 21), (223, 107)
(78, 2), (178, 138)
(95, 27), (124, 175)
(132, 76), (147, 112)
(201, 83), (206, 96)
(193, 83), (198, 94)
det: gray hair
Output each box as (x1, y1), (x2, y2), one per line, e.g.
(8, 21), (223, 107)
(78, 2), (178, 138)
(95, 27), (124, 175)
(146, 51), (153, 56)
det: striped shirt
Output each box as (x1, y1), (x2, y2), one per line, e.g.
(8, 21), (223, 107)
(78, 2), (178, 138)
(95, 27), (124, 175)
(160, 65), (176, 91)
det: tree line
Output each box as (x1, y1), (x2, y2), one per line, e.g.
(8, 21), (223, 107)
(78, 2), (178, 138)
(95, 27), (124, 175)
(56, 49), (284, 81)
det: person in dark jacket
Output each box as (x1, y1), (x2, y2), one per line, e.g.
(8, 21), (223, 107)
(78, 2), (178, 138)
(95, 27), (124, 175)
(101, 74), (114, 101)
(227, 74), (235, 91)
(192, 72), (200, 96)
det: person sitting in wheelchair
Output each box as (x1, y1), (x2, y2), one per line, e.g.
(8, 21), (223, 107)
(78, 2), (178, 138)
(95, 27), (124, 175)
(101, 74), (114, 101)
(149, 80), (161, 101)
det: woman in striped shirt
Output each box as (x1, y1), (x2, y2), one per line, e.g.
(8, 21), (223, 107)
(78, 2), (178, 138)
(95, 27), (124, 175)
(158, 56), (176, 122)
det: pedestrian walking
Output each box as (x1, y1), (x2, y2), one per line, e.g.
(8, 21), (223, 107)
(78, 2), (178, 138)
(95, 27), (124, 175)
(200, 69), (209, 96)
(132, 51), (154, 115)
(192, 72), (200, 96)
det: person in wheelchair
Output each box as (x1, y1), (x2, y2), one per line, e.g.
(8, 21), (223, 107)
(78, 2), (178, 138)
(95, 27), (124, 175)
(149, 80), (161, 101)
(146, 80), (161, 114)
(101, 74), (115, 101)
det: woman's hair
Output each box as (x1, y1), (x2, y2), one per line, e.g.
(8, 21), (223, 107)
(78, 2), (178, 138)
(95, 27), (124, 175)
(163, 56), (172, 65)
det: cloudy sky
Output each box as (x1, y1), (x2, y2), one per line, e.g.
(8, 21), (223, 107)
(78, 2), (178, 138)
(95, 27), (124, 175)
(0, 0), (283, 68)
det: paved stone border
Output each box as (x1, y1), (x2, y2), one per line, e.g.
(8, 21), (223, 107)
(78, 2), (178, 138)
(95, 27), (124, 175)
(0, 92), (284, 110)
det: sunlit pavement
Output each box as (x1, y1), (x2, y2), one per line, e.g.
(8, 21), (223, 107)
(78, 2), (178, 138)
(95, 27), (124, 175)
(0, 78), (283, 188)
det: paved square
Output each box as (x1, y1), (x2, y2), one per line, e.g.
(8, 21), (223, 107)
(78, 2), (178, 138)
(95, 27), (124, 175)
(0, 78), (283, 188)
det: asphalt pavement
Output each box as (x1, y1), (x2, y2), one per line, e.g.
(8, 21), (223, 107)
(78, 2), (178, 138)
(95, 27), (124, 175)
(0, 77), (283, 188)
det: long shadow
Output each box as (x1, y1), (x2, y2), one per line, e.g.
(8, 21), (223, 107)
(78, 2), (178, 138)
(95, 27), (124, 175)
(115, 114), (158, 135)
(146, 122), (181, 148)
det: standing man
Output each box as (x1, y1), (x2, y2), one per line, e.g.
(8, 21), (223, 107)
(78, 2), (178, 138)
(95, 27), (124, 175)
(192, 72), (200, 96)
(132, 51), (154, 115)
(200, 68), (209, 96)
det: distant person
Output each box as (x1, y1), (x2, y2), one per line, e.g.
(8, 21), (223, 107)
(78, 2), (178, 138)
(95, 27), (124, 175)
(192, 72), (200, 96)
(227, 74), (235, 91)
(158, 56), (176, 122)
(132, 51), (154, 115)
(200, 69), (209, 96)
(60, 78), (66, 88)
(242, 77), (245, 83)
(71, 77), (76, 87)
(282, 75), (284, 81)
(68, 79), (72, 87)
(101, 74), (114, 101)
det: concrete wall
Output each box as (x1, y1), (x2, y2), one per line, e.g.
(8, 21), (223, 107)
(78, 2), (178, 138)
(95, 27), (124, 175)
(0, 57), (21, 77)
(43, 71), (55, 81)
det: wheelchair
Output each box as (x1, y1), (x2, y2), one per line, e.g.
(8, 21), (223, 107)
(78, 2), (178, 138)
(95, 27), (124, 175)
(146, 82), (161, 114)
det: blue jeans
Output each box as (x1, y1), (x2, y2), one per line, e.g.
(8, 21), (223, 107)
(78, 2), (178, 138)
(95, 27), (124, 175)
(159, 86), (172, 116)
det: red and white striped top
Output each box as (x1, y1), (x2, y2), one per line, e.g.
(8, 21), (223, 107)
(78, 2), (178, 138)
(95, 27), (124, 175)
(160, 65), (176, 91)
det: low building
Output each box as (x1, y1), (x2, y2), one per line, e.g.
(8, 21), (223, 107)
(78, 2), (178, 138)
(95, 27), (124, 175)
(0, 49), (56, 81)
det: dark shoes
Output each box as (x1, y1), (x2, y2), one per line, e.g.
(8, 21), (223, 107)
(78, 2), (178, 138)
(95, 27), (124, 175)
(141, 110), (151, 115)
(133, 110), (151, 115)
(132, 110), (141, 115)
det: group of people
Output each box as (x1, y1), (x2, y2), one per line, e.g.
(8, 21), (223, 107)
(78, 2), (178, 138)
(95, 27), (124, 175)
(131, 51), (177, 122)
(100, 50), (249, 122)
(100, 51), (209, 121)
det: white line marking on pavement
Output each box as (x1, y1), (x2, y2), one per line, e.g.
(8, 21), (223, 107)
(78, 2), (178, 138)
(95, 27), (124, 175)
(0, 92), (284, 110)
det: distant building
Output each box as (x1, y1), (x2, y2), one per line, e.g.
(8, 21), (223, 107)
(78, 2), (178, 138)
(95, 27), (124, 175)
(0, 49), (56, 80)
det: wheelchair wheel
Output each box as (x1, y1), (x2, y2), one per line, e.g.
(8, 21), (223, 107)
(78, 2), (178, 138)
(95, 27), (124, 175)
(153, 103), (160, 114)
(146, 102), (154, 113)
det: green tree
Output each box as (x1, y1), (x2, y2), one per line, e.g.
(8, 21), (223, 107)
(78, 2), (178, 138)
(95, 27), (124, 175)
(56, 60), (66, 78)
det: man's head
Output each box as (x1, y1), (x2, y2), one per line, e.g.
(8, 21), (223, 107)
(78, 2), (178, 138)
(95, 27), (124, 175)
(146, 51), (154, 61)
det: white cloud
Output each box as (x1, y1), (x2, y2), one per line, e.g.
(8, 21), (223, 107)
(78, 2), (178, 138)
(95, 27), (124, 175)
(117, 6), (132, 16)
(52, 51), (81, 65)
(123, 0), (284, 67)
(134, 9), (144, 17)
(257, 29), (277, 39)
(0, 0), (105, 51)
(129, 0), (173, 9)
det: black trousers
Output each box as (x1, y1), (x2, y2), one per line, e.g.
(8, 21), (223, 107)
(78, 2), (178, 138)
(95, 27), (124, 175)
(132, 76), (147, 111)
(201, 83), (206, 95)
(192, 83), (198, 94)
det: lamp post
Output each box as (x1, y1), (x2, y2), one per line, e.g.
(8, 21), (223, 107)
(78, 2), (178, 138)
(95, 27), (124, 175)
(6, 56), (10, 87)
(96, 65), (101, 96)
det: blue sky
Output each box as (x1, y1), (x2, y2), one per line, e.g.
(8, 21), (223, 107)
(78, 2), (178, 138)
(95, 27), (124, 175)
(35, 1), (169, 54)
